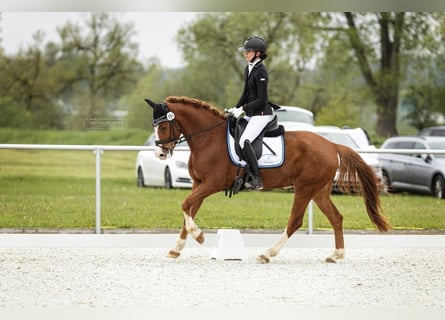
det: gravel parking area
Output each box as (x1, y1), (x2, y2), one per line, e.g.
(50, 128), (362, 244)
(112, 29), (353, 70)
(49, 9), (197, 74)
(0, 234), (444, 312)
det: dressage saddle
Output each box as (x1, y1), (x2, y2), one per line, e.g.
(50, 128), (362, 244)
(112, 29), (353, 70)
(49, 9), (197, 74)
(228, 115), (284, 160)
(226, 115), (284, 196)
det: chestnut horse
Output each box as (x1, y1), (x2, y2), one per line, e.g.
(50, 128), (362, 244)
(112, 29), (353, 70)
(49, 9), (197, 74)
(146, 96), (391, 263)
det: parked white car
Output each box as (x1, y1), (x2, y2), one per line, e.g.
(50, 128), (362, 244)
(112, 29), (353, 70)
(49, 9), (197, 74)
(341, 127), (373, 149)
(311, 126), (382, 192)
(275, 105), (314, 131)
(135, 133), (193, 189)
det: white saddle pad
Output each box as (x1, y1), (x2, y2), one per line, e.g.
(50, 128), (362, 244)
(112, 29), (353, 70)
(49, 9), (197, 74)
(227, 127), (285, 168)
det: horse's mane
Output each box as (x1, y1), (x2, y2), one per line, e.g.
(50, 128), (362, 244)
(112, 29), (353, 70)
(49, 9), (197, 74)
(165, 96), (228, 120)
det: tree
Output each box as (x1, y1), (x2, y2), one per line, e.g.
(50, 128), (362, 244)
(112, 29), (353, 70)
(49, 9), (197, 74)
(307, 14), (376, 130)
(0, 12), (3, 55)
(1, 31), (65, 128)
(0, 13), (143, 130)
(176, 12), (320, 108)
(332, 12), (442, 137)
(123, 58), (169, 130)
(403, 85), (442, 130)
(342, 13), (403, 137)
(58, 12), (141, 127)
(401, 14), (445, 130)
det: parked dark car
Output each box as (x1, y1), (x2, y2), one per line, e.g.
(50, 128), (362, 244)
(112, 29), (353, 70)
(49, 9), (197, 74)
(378, 136), (445, 199)
(417, 126), (445, 137)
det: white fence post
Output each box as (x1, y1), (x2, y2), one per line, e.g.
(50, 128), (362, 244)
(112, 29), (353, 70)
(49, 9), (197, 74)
(307, 200), (313, 234)
(94, 147), (104, 234)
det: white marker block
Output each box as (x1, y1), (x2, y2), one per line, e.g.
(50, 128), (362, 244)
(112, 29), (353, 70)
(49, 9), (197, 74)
(210, 229), (247, 260)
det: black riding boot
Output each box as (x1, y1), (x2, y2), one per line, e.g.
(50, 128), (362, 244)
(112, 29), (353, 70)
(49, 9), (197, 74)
(242, 141), (263, 191)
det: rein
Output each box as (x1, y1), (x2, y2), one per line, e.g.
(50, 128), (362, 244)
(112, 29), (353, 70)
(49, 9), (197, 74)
(156, 120), (226, 146)
(153, 102), (226, 147)
(181, 120), (227, 143)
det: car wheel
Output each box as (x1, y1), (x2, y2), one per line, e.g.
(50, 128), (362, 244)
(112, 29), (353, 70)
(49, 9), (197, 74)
(382, 170), (392, 193)
(432, 175), (445, 199)
(137, 167), (145, 188)
(164, 167), (173, 189)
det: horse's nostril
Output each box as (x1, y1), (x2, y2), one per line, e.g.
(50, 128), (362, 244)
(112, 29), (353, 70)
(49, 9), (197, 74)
(155, 147), (166, 159)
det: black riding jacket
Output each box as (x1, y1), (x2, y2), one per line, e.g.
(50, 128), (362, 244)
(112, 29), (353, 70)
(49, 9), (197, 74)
(235, 61), (273, 117)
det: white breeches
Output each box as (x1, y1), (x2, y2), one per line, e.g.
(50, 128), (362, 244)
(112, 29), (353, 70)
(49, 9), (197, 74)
(239, 115), (275, 148)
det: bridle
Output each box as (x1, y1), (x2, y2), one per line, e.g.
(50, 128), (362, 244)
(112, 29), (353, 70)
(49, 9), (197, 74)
(152, 102), (226, 153)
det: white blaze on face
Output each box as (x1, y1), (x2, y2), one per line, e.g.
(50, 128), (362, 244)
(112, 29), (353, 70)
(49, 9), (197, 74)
(154, 127), (166, 159)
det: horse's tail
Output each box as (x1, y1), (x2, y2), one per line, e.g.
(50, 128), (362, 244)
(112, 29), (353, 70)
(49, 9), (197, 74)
(336, 144), (392, 232)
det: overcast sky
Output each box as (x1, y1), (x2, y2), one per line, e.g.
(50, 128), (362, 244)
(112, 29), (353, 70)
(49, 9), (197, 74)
(1, 12), (198, 69)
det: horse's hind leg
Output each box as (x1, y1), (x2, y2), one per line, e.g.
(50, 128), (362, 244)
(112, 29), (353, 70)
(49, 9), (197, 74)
(257, 229), (290, 263)
(313, 188), (345, 263)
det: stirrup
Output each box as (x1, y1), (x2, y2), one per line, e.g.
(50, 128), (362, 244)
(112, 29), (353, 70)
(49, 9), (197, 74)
(245, 173), (263, 191)
(253, 178), (263, 191)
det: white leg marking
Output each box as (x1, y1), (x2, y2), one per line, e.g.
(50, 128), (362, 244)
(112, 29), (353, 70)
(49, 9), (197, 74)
(326, 248), (345, 263)
(268, 230), (289, 257)
(173, 238), (186, 252)
(183, 212), (202, 240)
(258, 229), (289, 263)
(183, 212), (196, 231)
(166, 237), (187, 258)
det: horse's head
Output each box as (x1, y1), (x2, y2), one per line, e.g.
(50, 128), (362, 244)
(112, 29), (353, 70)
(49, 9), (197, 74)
(145, 98), (182, 159)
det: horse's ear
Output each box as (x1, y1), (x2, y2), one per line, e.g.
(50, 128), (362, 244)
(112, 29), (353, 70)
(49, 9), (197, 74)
(144, 98), (157, 109)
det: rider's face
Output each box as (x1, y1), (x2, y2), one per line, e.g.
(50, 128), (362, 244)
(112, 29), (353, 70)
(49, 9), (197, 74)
(244, 50), (257, 62)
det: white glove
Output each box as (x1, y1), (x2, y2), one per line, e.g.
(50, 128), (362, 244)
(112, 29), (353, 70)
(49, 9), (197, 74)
(232, 107), (245, 118)
(224, 107), (235, 114)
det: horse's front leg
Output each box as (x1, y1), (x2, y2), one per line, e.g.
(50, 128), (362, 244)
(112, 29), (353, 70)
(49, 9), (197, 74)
(166, 226), (188, 258)
(166, 194), (205, 258)
(183, 211), (205, 243)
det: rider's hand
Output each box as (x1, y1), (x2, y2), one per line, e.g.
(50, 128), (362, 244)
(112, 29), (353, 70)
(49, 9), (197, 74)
(232, 107), (245, 118)
(224, 107), (236, 114)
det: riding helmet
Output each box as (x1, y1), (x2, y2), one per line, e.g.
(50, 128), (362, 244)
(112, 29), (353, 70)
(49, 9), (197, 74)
(238, 36), (267, 54)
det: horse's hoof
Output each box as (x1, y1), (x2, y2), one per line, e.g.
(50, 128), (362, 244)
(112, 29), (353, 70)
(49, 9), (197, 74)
(325, 257), (337, 263)
(325, 249), (344, 263)
(256, 254), (270, 264)
(195, 231), (205, 244)
(166, 250), (180, 258)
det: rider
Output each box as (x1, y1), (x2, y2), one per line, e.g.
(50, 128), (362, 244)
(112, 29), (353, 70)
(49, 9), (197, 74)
(231, 36), (275, 191)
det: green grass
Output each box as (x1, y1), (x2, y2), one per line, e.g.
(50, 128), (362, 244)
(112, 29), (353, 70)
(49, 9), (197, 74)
(0, 148), (444, 231)
(0, 127), (150, 145)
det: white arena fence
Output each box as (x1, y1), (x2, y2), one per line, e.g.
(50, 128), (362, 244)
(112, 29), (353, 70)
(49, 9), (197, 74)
(1, 144), (445, 234)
